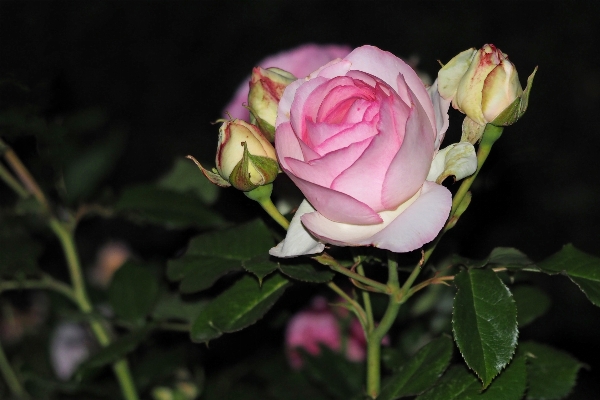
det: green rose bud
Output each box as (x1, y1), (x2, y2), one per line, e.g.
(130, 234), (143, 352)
(247, 67), (296, 141)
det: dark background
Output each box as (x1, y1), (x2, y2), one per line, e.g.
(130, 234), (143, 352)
(1, 2), (600, 398)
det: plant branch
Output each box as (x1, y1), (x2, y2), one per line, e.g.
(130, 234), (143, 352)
(0, 161), (29, 199)
(0, 273), (77, 303)
(314, 253), (390, 293)
(327, 281), (368, 329)
(0, 338), (29, 399)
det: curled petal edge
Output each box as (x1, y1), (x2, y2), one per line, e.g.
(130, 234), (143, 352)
(269, 200), (325, 258)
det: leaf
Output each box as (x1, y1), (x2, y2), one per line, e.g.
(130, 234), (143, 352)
(152, 293), (207, 323)
(167, 219), (274, 293)
(417, 355), (526, 399)
(75, 326), (152, 379)
(190, 273), (289, 343)
(379, 335), (453, 399)
(299, 345), (364, 399)
(452, 247), (537, 271)
(63, 134), (124, 203)
(157, 158), (219, 205)
(512, 286), (551, 327)
(278, 261), (334, 283)
(242, 254), (279, 283)
(520, 341), (583, 400)
(537, 244), (600, 306)
(452, 269), (518, 387)
(114, 184), (225, 229)
(108, 261), (160, 324)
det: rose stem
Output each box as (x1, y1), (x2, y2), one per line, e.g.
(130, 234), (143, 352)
(257, 197), (290, 230)
(0, 140), (140, 400)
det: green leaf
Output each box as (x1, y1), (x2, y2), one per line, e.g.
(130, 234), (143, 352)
(108, 261), (160, 324)
(279, 261), (334, 283)
(417, 354), (526, 399)
(63, 134), (123, 203)
(157, 158), (219, 205)
(152, 293), (207, 323)
(115, 184), (225, 229)
(512, 286), (551, 327)
(452, 269), (518, 387)
(379, 335), (453, 399)
(520, 341), (583, 400)
(190, 273), (289, 343)
(452, 247), (537, 271)
(167, 219), (274, 293)
(76, 326), (151, 379)
(537, 244), (600, 306)
(299, 345), (364, 399)
(242, 254), (279, 283)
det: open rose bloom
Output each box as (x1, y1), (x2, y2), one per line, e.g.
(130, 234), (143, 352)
(270, 45), (461, 257)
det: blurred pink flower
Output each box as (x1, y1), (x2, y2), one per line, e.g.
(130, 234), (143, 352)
(285, 296), (387, 369)
(222, 44), (351, 121)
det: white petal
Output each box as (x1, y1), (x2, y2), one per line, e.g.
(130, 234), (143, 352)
(269, 200), (325, 258)
(426, 142), (477, 183)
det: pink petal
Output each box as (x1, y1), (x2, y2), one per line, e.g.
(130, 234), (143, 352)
(344, 46), (437, 139)
(330, 86), (409, 211)
(289, 76), (329, 138)
(275, 122), (305, 170)
(381, 87), (436, 209)
(317, 83), (375, 123)
(314, 119), (378, 155)
(276, 78), (305, 127)
(369, 181), (451, 252)
(285, 137), (372, 187)
(286, 173), (383, 225)
(305, 119), (355, 149)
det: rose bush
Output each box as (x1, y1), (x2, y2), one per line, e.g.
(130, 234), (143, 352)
(270, 45), (459, 257)
(223, 44), (351, 121)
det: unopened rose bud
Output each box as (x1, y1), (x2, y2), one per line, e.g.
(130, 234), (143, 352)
(214, 120), (279, 191)
(247, 67), (296, 141)
(438, 44), (536, 128)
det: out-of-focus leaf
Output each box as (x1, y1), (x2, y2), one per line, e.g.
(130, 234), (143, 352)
(0, 217), (42, 275)
(243, 254), (278, 283)
(452, 247), (537, 271)
(167, 219), (273, 293)
(417, 355), (526, 399)
(299, 345), (364, 399)
(115, 184), (225, 229)
(279, 261), (334, 283)
(152, 293), (207, 323)
(190, 273), (289, 343)
(512, 286), (551, 327)
(108, 261), (160, 325)
(520, 341), (583, 400)
(537, 244), (600, 306)
(157, 158), (219, 205)
(452, 269), (518, 387)
(63, 134), (124, 203)
(379, 336), (453, 399)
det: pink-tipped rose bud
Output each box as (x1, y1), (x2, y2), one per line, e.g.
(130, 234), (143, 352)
(438, 44), (527, 126)
(248, 67), (296, 142)
(215, 119), (278, 191)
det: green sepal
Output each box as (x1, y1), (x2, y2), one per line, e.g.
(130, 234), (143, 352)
(491, 66), (538, 126)
(230, 142), (279, 192)
(186, 155), (231, 188)
(248, 107), (276, 142)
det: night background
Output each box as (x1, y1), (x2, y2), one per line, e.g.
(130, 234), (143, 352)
(1, 2), (599, 399)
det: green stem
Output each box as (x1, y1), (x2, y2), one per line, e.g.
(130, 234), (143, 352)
(356, 262), (374, 331)
(48, 218), (139, 400)
(314, 254), (390, 293)
(326, 281), (368, 329)
(0, 162), (29, 199)
(0, 339), (29, 399)
(258, 197), (290, 230)
(0, 274), (77, 303)
(366, 253), (402, 398)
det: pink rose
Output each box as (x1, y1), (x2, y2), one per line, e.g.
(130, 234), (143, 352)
(223, 44), (351, 121)
(285, 296), (374, 369)
(270, 45), (453, 257)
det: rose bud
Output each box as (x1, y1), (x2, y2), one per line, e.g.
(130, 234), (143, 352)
(188, 120), (278, 192)
(438, 44), (536, 127)
(248, 67), (296, 142)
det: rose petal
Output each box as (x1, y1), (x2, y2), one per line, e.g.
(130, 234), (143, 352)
(289, 76), (329, 137)
(275, 122), (305, 169)
(269, 200), (325, 258)
(427, 79), (452, 150)
(314, 119), (378, 155)
(426, 142), (477, 183)
(381, 85), (435, 209)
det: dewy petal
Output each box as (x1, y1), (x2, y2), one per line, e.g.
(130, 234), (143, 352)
(381, 86), (435, 210)
(269, 200), (325, 258)
(426, 142), (477, 184)
(344, 46), (437, 138)
(368, 181), (451, 252)
(284, 172), (383, 225)
(331, 86), (407, 211)
(427, 79), (452, 150)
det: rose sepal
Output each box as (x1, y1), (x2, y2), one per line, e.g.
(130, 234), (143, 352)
(186, 155), (231, 188)
(491, 66), (538, 126)
(229, 141), (279, 192)
(247, 106), (276, 142)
